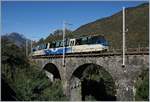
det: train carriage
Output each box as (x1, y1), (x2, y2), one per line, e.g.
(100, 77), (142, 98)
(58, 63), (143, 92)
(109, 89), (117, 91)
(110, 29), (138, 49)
(32, 35), (109, 56)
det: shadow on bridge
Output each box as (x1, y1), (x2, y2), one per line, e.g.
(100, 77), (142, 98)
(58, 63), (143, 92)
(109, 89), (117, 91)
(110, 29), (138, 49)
(70, 63), (116, 101)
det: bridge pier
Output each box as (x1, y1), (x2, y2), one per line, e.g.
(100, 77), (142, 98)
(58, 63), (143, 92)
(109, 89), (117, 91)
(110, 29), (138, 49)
(45, 70), (54, 82)
(69, 77), (82, 101)
(116, 78), (134, 101)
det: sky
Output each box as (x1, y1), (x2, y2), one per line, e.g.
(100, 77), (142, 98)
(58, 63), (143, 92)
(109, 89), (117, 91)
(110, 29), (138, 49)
(1, 1), (148, 41)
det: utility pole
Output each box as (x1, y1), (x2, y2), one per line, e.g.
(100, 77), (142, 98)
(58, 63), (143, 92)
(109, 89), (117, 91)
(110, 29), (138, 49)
(26, 40), (28, 57)
(62, 21), (67, 95)
(122, 7), (125, 67)
(30, 40), (32, 54)
(63, 21), (66, 67)
(62, 21), (72, 67)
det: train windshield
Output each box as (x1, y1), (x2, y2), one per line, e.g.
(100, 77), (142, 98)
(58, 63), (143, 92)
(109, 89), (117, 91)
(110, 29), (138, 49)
(75, 35), (109, 46)
(90, 36), (109, 46)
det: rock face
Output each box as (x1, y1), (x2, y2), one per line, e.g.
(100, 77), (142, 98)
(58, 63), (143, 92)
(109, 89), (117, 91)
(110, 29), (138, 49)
(33, 54), (149, 101)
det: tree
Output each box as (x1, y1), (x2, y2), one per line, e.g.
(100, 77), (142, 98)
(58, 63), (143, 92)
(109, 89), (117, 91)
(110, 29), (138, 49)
(1, 36), (28, 80)
(1, 34), (68, 101)
(135, 69), (149, 101)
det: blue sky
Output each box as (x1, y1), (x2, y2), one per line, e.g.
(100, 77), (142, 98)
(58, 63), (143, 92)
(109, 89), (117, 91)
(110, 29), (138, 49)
(1, 1), (148, 40)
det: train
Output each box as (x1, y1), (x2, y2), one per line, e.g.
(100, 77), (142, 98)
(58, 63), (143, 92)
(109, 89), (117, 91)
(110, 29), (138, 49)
(32, 35), (109, 56)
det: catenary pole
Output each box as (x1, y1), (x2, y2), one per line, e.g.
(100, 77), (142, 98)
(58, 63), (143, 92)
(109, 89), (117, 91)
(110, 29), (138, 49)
(63, 21), (66, 67)
(31, 40), (32, 54)
(122, 7), (125, 67)
(26, 40), (28, 57)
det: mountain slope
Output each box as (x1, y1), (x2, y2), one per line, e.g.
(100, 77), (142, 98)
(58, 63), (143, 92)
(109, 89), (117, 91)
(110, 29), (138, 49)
(36, 3), (149, 49)
(73, 3), (149, 49)
(2, 32), (31, 48)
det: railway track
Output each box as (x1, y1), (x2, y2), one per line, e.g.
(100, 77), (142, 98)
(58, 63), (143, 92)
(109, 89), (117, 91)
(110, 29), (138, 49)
(31, 47), (149, 59)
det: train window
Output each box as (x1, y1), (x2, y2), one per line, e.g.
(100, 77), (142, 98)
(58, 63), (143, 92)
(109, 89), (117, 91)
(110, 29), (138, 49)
(44, 44), (47, 49)
(44, 44), (46, 49)
(87, 37), (92, 44)
(70, 41), (73, 46)
(56, 41), (60, 48)
(65, 39), (69, 46)
(91, 36), (98, 44)
(41, 44), (44, 49)
(72, 41), (74, 46)
(49, 43), (51, 48)
(40, 45), (42, 49)
(59, 41), (63, 47)
(51, 42), (56, 48)
(50, 44), (53, 48)
(69, 39), (75, 46)
(54, 42), (56, 48)
(76, 38), (81, 45)
(41, 45), (44, 49)
(81, 37), (88, 45)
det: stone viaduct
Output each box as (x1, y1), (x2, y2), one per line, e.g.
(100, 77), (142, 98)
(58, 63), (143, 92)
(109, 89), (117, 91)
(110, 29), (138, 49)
(32, 50), (149, 101)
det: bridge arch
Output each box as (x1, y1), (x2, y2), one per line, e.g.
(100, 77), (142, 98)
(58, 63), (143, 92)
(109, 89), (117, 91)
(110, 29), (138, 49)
(43, 63), (61, 81)
(69, 63), (116, 101)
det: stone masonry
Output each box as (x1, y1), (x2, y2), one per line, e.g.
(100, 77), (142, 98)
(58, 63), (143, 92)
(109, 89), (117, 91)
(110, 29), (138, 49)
(32, 54), (149, 101)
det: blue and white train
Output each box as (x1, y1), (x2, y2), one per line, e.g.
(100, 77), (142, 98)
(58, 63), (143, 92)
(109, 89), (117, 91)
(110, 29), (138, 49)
(32, 35), (109, 56)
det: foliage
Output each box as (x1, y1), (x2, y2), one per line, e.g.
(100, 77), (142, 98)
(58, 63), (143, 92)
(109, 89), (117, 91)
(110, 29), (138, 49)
(135, 68), (149, 101)
(41, 80), (68, 101)
(1, 36), (68, 101)
(1, 36), (28, 80)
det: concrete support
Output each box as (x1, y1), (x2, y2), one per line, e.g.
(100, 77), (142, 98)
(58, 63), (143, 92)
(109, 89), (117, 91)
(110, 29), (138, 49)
(70, 77), (82, 101)
(45, 71), (54, 82)
(70, 85), (81, 101)
(62, 80), (69, 96)
(116, 79), (134, 101)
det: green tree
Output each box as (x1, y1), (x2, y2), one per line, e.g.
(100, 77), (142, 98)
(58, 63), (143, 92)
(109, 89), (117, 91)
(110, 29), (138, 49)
(1, 35), (68, 101)
(135, 69), (149, 101)
(1, 37), (28, 80)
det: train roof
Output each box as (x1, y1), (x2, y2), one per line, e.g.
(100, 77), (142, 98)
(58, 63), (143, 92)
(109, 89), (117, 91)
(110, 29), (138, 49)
(75, 34), (105, 39)
(39, 35), (105, 45)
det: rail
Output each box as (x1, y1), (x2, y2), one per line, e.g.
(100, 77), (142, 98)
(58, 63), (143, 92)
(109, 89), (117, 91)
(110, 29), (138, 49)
(31, 47), (149, 59)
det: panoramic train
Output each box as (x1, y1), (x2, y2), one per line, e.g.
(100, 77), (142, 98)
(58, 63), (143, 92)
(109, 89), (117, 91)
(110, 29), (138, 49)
(32, 35), (109, 56)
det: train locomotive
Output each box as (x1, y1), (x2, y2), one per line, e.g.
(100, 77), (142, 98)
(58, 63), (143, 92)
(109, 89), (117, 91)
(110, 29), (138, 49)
(32, 35), (109, 56)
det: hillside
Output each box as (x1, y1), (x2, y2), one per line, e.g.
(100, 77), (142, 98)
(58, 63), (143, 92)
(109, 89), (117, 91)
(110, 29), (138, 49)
(38, 3), (149, 49)
(2, 32), (31, 48)
(73, 3), (149, 49)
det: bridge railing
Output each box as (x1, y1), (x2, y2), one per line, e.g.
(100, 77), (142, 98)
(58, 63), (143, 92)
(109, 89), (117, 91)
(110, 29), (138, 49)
(107, 47), (149, 54)
(31, 47), (149, 58)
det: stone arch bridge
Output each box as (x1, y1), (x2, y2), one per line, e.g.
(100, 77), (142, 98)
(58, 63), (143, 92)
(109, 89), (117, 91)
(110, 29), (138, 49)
(31, 48), (149, 101)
